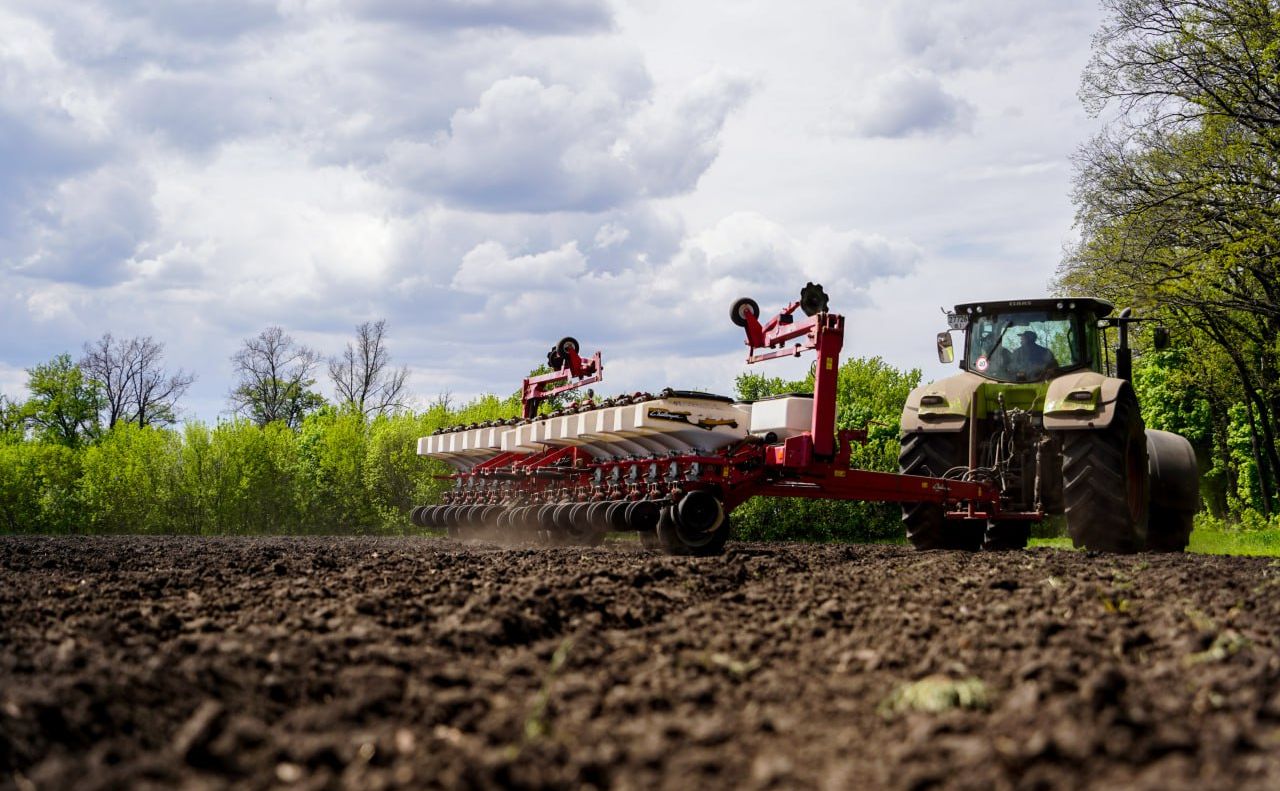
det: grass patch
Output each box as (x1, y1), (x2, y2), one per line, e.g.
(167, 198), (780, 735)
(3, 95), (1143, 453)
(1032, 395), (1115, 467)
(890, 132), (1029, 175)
(1032, 529), (1280, 557)
(1187, 527), (1280, 557)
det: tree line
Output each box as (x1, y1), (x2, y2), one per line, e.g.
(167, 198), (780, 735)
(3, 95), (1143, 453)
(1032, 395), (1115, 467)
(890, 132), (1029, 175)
(1, 320), (409, 447)
(1, 332), (917, 540)
(1061, 0), (1280, 527)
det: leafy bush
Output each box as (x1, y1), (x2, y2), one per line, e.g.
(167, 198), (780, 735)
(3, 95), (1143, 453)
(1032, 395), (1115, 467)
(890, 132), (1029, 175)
(730, 356), (920, 543)
(0, 442), (83, 533)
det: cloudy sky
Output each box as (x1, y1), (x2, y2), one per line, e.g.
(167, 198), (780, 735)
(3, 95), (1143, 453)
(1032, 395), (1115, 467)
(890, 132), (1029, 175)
(0, 0), (1107, 421)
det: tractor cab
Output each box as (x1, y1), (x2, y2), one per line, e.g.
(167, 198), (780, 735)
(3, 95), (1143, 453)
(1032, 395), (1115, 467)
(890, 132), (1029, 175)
(938, 298), (1114, 384)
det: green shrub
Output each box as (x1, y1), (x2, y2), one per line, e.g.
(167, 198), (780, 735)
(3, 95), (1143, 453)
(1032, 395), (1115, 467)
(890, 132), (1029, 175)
(0, 442), (84, 533)
(79, 424), (184, 533)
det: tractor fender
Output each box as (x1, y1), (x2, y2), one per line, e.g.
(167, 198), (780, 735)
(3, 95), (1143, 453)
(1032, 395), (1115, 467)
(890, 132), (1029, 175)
(900, 371), (984, 433)
(1146, 429), (1200, 511)
(1042, 372), (1130, 430)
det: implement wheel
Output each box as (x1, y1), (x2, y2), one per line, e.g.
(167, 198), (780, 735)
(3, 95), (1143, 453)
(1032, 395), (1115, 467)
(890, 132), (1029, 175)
(898, 431), (984, 551)
(657, 491), (730, 556)
(1062, 391), (1149, 553)
(730, 298), (760, 328)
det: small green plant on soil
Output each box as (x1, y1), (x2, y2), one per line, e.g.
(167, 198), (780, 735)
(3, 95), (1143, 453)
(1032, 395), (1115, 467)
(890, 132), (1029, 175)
(878, 675), (990, 717)
(523, 637), (575, 742)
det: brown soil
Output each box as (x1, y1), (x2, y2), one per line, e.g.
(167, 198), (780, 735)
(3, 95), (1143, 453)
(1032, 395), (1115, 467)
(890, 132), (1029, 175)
(2, 536), (1279, 790)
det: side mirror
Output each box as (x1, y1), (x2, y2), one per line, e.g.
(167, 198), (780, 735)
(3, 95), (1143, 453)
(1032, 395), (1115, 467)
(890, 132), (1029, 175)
(936, 331), (955, 364)
(1152, 326), (1170, 350)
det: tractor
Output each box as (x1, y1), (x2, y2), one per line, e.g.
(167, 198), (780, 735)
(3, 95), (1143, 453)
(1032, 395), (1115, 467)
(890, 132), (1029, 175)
(899, 298), (1201, 552)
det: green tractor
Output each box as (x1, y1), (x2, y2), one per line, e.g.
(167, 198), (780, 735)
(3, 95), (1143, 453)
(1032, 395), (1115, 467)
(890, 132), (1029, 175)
(899, 298), (1200, 553)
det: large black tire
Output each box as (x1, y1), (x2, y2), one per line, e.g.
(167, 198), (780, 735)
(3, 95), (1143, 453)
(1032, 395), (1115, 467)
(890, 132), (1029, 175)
(1062, 391), (1149, 553)
(898, 431), (984, 550)
(983, 520), (1031, 551)
(1145, 429), (1198, 552)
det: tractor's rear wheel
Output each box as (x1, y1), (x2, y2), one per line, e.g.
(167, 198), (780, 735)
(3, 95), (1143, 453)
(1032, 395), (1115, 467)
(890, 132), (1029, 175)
(1145, 429), (1198, 553)
(898, 431), (984, 551)
(1062, 392), (1149, 553)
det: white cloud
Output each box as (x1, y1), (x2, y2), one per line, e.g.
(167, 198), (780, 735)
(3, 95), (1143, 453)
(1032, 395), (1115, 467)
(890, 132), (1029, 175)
(452, 240), (586, 292)
(835, 68), (973, 139)
(0, 0), (1109, 415)
(392, 70), (750, 211)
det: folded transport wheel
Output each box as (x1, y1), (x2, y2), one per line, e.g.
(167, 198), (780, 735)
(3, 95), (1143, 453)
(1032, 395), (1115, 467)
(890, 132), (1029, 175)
(658, 490), (729, 556)
(730, 297), (760, 328)
(1145, 429), (1198, 552)
(557, 337), (580, 358)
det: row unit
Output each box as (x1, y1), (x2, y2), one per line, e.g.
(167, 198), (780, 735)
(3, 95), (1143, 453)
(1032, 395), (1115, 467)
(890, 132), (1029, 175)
(417, 393), (815, 471)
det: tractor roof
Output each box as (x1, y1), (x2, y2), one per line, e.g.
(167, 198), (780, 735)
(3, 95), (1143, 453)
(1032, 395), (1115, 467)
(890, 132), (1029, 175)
(952, 297), (1114, 318)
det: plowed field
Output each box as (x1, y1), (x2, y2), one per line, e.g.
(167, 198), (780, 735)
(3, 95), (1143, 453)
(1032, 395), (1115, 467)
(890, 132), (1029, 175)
(2, 536), (1279, 790)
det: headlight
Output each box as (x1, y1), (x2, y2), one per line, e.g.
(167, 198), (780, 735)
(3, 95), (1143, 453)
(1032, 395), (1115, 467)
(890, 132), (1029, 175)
(1067, 390), (1094, 402)
(920, 395), (947, 406)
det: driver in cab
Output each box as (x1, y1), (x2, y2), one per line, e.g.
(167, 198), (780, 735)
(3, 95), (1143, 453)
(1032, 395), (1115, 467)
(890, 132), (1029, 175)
(1008, 329), (1058, 379)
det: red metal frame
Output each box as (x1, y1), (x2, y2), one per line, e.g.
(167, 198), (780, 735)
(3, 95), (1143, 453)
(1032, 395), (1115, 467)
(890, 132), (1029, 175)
(521, 347), (603, 419)
(435, 293), (1028, 526)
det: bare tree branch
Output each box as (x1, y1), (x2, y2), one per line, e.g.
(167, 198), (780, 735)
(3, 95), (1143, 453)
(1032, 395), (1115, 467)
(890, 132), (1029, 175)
(328, 319), (410, 418)
(81, 333), (194, 428)
(229, 327), (324, 428)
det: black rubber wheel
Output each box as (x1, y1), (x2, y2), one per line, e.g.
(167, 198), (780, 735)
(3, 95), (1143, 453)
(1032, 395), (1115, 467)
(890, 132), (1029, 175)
(557, 337), (580, 358)
(658, 491), (730, 556)
(1062, 390), (1149, 553)
(1145, 429), (1198, 552)
(730, 298), (760, 328)
(983, 520), (1031, 551)
(898, 431), (984, 550)
(1146, 505), (1193, 552)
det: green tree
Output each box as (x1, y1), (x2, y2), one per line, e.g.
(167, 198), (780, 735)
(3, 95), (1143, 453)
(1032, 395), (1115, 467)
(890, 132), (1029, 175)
(229, 326), (326, 429)
(23, 354), (103, 448)
(1065, 0), (1280, 518)
(79, 423), (185, 533)
(0, 442), (83, 533)
(0, 394), (25, 443)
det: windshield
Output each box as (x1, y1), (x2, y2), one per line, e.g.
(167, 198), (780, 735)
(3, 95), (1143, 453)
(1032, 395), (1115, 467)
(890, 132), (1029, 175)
(965, 309), (1089, 382)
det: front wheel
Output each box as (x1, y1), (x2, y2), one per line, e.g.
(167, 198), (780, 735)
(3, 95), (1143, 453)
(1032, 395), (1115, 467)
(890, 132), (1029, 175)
(1061, 391), (1149, 553)
(983, 520), (1030, 551)
(898, 431), (984, 551)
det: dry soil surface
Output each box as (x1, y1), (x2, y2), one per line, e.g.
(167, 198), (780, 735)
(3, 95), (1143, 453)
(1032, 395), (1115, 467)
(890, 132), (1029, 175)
(2, 536), (1279, 790)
